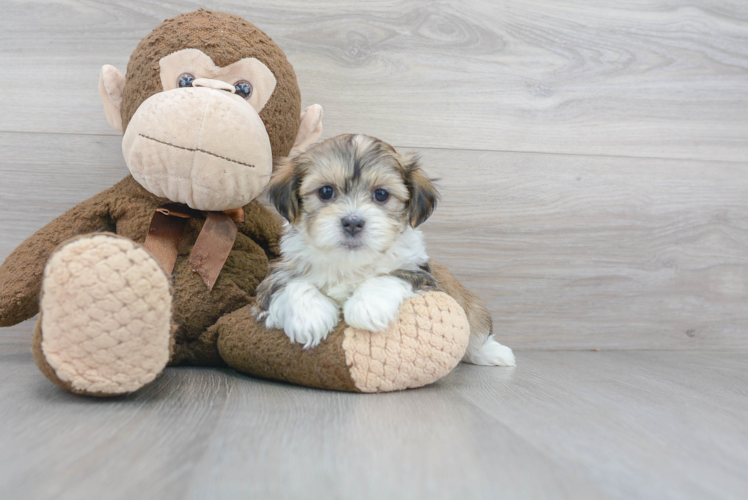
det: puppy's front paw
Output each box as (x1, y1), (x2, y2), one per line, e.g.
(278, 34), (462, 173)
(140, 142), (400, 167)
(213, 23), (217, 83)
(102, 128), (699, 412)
(266, 281), (340, 349)
(344, 294), (399, 332)
(284, 304), (340, 349)
(344, 276), (414, 332)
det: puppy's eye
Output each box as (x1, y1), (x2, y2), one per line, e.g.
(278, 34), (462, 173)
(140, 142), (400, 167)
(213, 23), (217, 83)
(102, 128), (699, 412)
(318, 186), (335, 200)
(373, 189), (389, 203)
(178, 73), (195, 88)
(234, 80), (253, 99)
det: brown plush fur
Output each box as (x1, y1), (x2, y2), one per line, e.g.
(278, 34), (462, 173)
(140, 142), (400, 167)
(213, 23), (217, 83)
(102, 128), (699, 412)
(214, 305), (360, 392)
(0, 10), (295, 365)
(1, 176), (283, 366)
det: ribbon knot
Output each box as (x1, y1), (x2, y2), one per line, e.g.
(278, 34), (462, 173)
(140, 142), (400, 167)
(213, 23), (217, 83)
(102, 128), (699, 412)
(143, 203), (243, 291)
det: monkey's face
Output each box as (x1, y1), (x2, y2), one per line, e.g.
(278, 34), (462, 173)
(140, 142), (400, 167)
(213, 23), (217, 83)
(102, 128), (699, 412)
(99, 11), (323, 212)
(121, 49), (277, 211)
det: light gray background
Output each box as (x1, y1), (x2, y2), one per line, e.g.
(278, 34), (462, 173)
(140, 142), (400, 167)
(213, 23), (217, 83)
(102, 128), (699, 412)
(1, 1), (746, 499)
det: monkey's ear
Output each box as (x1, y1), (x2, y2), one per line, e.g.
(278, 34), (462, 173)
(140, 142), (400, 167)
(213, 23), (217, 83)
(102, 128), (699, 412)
(288, 104), (323, 158)
(402, 153), (440, 228)
(267, 157), (302, 223)
(98, 65), (126, 132)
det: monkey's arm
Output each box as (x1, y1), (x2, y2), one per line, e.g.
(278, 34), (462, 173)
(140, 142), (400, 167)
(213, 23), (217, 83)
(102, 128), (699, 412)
(237, 200), (285, 260)
(0, 192), (114, 327)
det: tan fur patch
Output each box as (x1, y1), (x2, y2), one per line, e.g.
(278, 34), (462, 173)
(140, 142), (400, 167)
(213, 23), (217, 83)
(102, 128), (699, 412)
(430, 261), (494, 360)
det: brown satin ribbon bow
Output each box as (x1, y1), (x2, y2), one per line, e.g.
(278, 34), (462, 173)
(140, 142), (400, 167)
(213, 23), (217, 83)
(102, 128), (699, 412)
(143, 203), (244, 291)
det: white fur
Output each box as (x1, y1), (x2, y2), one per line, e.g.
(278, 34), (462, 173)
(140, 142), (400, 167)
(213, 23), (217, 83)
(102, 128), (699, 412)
(265, 280), (340, 349)
(265, 225), (428, 347)
(464, 335), (516, 367)
(344, 276), (415, 332)
(282, 223), (428, 301)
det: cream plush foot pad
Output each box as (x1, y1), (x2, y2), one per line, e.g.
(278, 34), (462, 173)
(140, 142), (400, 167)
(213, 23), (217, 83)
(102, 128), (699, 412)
(40, 234), (172, 394)
(342, 292), (471, 393)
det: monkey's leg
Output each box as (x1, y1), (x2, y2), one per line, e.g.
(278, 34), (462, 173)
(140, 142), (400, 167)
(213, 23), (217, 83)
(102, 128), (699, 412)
(32, 234), (172, 396)
(213, 292), (471, 393)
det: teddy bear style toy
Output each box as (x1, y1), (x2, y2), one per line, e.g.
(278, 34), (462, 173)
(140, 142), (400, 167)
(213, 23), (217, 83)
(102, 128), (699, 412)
(0, 10), (471, 396)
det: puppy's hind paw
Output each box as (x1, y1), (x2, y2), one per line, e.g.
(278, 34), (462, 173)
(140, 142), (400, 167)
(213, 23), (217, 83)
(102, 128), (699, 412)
(465, 335), (516, 367)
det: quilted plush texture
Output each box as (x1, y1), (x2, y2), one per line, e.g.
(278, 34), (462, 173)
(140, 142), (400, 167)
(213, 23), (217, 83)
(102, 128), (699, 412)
(343, 292), (470, 393)
(215, 291), (470, 393)
(39, 234), (172, 394)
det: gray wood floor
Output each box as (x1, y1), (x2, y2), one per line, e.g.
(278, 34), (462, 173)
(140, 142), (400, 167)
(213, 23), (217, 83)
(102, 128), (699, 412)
(1, 330), (747, 500)
(1, 1), (747, 499)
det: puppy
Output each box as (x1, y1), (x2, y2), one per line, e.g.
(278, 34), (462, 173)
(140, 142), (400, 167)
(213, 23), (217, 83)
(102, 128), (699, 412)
(252, 134), (515, 366)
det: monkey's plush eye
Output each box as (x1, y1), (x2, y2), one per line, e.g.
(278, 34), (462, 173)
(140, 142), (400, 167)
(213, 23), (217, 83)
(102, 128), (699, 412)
(373, 189), (390, 203)
(234, 80), (253, 99)
(318, 186), (335, 201)
(178, 73), (195, 88)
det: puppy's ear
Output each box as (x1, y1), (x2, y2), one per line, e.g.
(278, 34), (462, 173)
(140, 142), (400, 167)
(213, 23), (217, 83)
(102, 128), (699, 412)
(401, 153), (440, 228)
(268, 157), (302, 223)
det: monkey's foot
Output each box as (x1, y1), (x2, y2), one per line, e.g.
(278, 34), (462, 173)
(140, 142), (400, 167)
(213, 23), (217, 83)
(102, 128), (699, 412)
(33, 234), (172, 396)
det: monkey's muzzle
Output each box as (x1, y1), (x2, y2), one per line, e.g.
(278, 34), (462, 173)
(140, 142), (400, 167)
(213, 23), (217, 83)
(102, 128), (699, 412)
(122, 88), (273, 211)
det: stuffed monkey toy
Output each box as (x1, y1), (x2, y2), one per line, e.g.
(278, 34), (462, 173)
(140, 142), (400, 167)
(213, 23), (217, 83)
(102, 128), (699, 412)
(0, 10), (471, 396)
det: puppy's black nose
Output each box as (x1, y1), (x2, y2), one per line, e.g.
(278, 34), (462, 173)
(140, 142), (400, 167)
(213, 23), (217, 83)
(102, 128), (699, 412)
(341, 216), (365, 237)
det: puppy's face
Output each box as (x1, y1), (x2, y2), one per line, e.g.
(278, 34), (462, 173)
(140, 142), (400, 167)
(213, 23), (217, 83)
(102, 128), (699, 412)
(269, 134), (439, 256)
